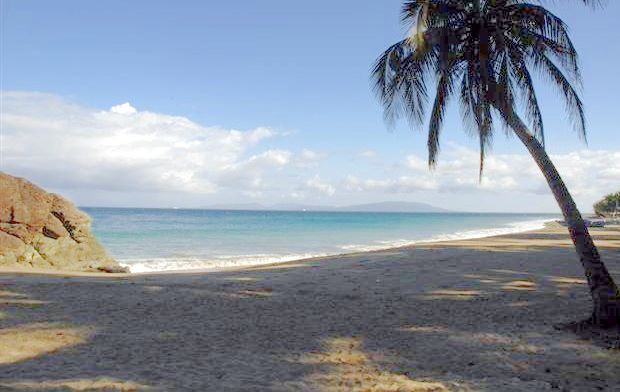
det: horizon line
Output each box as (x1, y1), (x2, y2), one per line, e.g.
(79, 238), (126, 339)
(77, 205), (564, 215)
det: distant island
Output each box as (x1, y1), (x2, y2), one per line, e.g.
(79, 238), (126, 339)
(206, 201), (451, 213)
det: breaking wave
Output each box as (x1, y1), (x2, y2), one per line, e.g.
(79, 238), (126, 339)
(119, 218), (553, 273)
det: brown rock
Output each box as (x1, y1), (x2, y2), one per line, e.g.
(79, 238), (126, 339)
(0, 172), (125, 272)
(97, 265), (130, 274)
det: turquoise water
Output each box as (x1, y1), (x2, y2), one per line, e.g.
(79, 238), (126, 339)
(83, 208), (559, 272)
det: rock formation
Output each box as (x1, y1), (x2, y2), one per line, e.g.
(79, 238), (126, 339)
(0, 172), (127, 272)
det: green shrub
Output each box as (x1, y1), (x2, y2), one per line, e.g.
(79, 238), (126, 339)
(594, 191), (620, 217)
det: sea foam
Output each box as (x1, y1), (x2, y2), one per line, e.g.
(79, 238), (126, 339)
(119, 218), (553, 273)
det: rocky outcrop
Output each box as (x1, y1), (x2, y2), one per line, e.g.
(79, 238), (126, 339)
(0, 172), (127, 272)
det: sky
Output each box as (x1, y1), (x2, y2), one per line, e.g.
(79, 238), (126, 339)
(1, 0), (619, 213)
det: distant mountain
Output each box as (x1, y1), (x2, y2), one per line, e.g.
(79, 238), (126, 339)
(209, 203), (266, 211)
(205, 201), (450, 213)
(335, 201), (449, 213)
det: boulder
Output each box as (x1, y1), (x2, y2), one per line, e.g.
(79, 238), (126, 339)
(0, 172), (128, 273)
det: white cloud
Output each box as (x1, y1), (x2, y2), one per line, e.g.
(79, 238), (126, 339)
(290, 191), (305, 199)
(549, 150), (620, 198)
(1, 91), (617, 212)
(305, 175), (336, 196)
(246, 149), (291, 166)
(293, 149), (326, 167)
(0, 91), (279, 194)
(345, 145), (620, 210)
(345, 175), (437, 193)
(216, 149), (292, 190)
(109, 102), (137, 115)
(405, 155), (427, 171)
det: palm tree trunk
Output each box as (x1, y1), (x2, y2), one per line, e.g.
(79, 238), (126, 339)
(504, 113), (620, 327)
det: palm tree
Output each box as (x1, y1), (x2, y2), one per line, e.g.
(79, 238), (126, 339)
(372, 0), (619, 327)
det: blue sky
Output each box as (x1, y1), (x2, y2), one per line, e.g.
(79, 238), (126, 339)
(1, 0), (619, 212)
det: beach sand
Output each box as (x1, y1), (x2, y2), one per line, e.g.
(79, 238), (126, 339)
(0, 223), (619, 391)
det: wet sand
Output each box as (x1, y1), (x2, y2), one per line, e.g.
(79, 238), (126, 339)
(1, 223), (619, 391)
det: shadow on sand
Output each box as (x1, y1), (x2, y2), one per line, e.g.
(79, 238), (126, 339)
(1, 230), (619, 391)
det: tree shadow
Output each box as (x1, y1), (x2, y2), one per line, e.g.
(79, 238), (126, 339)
(0, 232), (619, 391)
(0, 287), (157, 391)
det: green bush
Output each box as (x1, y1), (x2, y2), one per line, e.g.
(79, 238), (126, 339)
(594, 191), (620, 217)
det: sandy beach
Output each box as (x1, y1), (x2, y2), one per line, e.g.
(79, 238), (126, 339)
(1, 223), (619, 391)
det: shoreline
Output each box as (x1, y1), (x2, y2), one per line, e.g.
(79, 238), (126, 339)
(83, 210), (561, 274)
(0, 220), (616, 281)
(1, 220), (618, 390)
(1, 218), (559, 278)
(118, 217), (558, 274)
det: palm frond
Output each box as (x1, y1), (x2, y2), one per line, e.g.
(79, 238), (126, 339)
(373, 0), (588, 176)
(503, 4), (581, 82)
(372, 36), (439, 127)
(428, 61), (459, 168)
(503, 40), (546, 144)
(533, 53), (587, 140)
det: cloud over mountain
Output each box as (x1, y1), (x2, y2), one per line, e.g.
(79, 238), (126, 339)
(1, 91), (284, 195)
(1, 91), (617, 212)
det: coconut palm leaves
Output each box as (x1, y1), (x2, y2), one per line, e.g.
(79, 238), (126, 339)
(372, 0), (586, 174)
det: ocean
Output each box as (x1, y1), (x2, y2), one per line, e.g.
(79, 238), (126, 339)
(83, 208), (559, 273)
